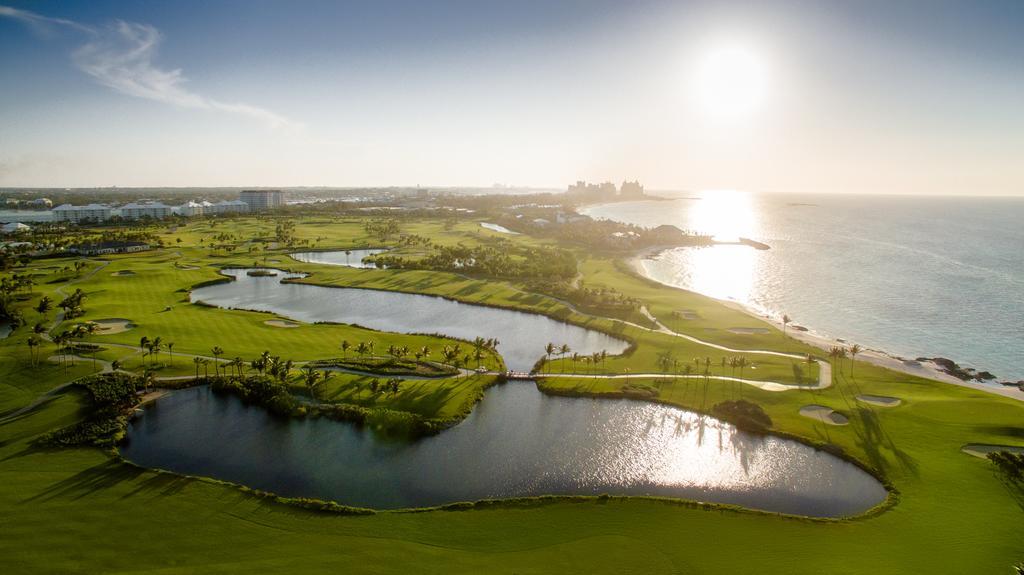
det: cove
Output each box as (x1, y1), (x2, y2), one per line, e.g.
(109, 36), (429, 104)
(190, 268), (629, 371)
(121, 383), (887, 517)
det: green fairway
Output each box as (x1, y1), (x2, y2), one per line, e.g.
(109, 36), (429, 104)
(1, 214), (1022, 573)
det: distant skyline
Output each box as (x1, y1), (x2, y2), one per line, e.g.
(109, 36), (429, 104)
(1, 0), (1022, 195)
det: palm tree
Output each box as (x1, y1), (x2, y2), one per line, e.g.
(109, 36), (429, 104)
(111, 360), (121, 372)
(167, 342), (174, 366)
(193, 356), (202, 379)
(152, 336), (163, 364)
(355, 342), (368, 358)
(340, 339), (351, 359)
(301, 365), (322, 401)
(737, 357), (748, 379)
(849, 344), (862, 376)
(139, 336), (151, 364)
(782, 314), (791, 335)
(34, 295), (52, 318)
(211, 346), (224, 376)
(26, 334), (40, 367)
(544, 343), (556, 373)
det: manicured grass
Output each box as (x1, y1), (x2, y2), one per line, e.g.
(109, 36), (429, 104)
(1, 214), (1022, 573)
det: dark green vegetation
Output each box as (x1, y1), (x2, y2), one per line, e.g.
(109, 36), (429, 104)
(1, 213), (1022, 573)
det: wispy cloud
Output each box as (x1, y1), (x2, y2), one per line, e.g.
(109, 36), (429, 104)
(1, 5), (300, 130)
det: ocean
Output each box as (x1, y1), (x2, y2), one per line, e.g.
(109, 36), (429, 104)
(581, 191), (1024, 382)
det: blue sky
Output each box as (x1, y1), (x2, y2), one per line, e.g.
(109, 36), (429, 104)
(1, 0), (1022, 194)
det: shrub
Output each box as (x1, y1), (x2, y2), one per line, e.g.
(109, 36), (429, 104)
(712, 400), (773, 432)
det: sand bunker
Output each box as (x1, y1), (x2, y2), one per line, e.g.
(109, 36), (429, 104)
(799, 405), (849, 426)
(673, 310), (700, 320)
(91, 318), (136, 334)
(177, 265), (200, 270)
(728, 327), (770, 335)
(111, 270), (136, 276)
(264, 319), (300, 328)
(857, 395), (902, 407)
(961, 444), (1024, 459)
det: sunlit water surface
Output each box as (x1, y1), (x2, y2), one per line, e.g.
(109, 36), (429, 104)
(121, 384), (886, 516)
(191, 269), (628, 371)
(582, 192), (1024, 380)
(290, 248), (388, 268)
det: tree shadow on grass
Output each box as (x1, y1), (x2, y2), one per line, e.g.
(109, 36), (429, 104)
(21, 459), (146, 503)
(118, 471), (191, 499)
(851, 407), (919, 478)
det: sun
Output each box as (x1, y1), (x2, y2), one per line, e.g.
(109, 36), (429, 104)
(693, 40), (770, 120)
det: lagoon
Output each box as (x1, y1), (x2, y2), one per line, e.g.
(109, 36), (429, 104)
(121, 383), (887, 517)
(191, 269), (628, 371)
(290, 249), (388, 268)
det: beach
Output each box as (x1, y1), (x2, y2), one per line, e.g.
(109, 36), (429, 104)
(628, 246), (1024, 402)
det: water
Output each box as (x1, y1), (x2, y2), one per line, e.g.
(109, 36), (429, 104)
(0, 321), (11, 340)
(480, 222), (518, 234)
(0, 210), (52, 223)
(121, 384), (886, 517)
(290, 249), (388, 268)
(581, 192), (1024, 380)
(191, 269), (628, 371)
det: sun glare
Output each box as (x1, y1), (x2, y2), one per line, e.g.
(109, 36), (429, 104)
(693, 40), (770, 120)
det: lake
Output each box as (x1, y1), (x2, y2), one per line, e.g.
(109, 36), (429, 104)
(121, 383), (887, 517)
(191, 268), (628, 371)
(290, 248), (388, 268)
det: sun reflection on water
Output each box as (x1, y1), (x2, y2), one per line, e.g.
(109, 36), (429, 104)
(640, 190), (761, 305)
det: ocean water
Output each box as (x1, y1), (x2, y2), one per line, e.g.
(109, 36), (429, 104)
(581, 192), (1024, 381)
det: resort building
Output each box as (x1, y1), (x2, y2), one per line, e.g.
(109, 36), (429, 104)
(176, 200), (212, 217)
(68, 240), (151, 256)
(119, 201), (174, 220)
(207, 200), (249, 215)
(1, 222), (30, 234)
(239, 189), (284, 212)
(52, 203), (113, 223)
(26, 198), (52, 208)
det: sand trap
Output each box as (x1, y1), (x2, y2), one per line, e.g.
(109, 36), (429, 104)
(857, 394), (902, 407)
(264, 319), (300, 328)
(961, 444), (1024, 459)
(91, 318), (136, 334)
(111, 270), (136, 276)
(728, 327), (770, 335)
(799, 405), (849, 426)
(673, 310), (700, 320)
(177, 265), (200, 270)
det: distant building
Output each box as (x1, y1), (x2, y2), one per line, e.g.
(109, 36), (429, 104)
(619, 180), (644, 197)
(69, 240), (151, 256)
(239, 190), (284, 212)
(1, 222), (29, 234)
(52, 203), (113, 223)
(207, 200), (249, 215)
(120, 201), (173, 220)
(176, 200), (207, 217)
(27, 198), (52, 209)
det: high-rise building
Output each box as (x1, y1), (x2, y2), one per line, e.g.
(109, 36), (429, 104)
(239, 190), (284, 212)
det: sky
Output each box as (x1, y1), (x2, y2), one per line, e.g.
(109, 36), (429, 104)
(1, 0), (1022, 195)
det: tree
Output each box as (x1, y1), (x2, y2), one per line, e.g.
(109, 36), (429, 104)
(782, 314), (791, 335)
(167, 342), (174, 366)
(26, 334), (40, 367)
(139, 336), (151, 364)
(211, 346), (224, 376)
(849, 344), (862, 376)
(301, 365), (322, 401)
(544, 343), (555, 373)
(340, 339), (351, 359)
(111, 360), (122, 372)
(193, 356), (202, 379)
(34, 295), (52, 318)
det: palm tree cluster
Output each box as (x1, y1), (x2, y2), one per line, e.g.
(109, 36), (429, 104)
(57, 288), (87, 319)
(368, 377), (402, 395)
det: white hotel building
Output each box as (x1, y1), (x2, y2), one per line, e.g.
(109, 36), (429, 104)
(52, 203), (113, 223)
(119, 201), (174, 220)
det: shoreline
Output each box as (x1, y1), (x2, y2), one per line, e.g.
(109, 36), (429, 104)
(628, 246), (1024, 402)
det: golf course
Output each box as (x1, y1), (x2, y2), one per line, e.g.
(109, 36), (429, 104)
(1, 215), (1021, 573)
